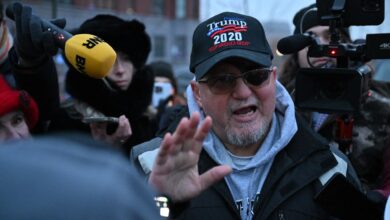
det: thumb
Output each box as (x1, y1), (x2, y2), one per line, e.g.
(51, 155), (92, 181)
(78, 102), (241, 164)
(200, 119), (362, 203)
(50, 18), (66, 29)
(199, 165), (232, 191)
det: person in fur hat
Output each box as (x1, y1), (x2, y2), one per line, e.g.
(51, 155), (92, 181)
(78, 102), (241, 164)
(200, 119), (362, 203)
(0, 75), (38, 141)
(59, 14), (156, 154)
(7, 3), (156, 155)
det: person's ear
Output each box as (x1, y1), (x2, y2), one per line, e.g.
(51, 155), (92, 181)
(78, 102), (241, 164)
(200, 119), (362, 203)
(190, 81), (203, 109)
(271, 66), (277, 81)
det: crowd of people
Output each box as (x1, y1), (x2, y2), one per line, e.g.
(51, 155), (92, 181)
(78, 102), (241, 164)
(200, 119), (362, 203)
(1, 1), (390, 219)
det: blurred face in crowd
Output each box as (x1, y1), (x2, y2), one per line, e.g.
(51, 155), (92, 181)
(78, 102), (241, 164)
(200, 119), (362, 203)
(155, 76), (175, 95)
(107, 52), (135, 91)
(297, 25), (335, 68)
(192, 58), (277, 156)
(152, 76), (175, 108)
(0, 110), (31, 141)
(155, 76), (174, 92)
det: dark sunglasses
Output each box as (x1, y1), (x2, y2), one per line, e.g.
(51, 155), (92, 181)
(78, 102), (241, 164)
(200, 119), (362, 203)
(198, 68), (272, 94)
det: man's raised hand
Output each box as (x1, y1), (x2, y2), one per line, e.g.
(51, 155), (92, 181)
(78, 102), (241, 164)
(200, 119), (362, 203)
(149, 112), (232, 202)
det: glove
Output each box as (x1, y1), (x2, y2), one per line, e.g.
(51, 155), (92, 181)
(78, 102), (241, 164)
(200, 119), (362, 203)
(9, 2), (66, 64)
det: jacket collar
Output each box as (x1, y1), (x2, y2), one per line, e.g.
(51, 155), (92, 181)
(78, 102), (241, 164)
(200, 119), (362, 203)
(255, 114), (337, 219)
(197, 114), (337, 219)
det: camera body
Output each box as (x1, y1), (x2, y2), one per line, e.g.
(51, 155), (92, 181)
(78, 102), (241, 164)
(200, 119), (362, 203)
(296, 67), (370, 113)
(294, 0), (390, 114)
(317, 0), (384, 26)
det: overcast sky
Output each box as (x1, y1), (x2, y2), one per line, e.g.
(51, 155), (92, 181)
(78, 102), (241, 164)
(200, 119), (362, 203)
(200, 0), (390, 39)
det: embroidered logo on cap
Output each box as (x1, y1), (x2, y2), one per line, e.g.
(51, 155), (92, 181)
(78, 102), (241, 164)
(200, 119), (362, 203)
(206, 16), (250, 52)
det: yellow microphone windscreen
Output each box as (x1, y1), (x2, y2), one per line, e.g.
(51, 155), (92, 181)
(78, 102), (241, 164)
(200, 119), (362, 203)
(64, 34), (116, 79)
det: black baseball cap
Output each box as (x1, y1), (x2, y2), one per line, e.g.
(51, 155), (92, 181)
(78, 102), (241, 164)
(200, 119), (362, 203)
(190, 12), (273, 80)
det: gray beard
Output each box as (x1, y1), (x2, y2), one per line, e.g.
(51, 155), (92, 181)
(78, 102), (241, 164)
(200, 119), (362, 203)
(225, 117), (271, 148)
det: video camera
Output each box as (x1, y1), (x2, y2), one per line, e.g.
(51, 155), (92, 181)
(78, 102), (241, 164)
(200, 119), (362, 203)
(279, 0), (390, 114)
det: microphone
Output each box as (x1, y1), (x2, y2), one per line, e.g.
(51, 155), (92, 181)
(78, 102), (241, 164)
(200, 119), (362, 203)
(6, 3), (116, 79)
(64, 34), (117, 79)
(277, 33), (316, 54)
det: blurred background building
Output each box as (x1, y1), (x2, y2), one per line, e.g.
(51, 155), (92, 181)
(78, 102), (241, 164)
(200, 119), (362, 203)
(3, 0), (200, 94)
(2, 0), (390, 93)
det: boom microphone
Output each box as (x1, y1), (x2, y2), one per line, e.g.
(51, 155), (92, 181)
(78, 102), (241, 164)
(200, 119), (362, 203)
(277, 33), (316, 54)
(6, 2), (116, 79)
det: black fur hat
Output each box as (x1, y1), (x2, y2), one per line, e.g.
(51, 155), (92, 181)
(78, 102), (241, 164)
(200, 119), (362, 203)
(65, 15), (154, 120)
(74, 14), (151, 69)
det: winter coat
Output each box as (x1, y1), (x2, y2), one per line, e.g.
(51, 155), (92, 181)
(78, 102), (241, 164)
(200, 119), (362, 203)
(9, 49), (157, 155)
(63, 63), (158, 153)
(130, 107), (372, 219)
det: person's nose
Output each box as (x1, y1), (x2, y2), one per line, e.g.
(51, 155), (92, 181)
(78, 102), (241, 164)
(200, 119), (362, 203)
(112, 59), (125, 76)
(4, 127), (23, 140)
(232, 78), (252, 99)
(318, 35), (330, 44)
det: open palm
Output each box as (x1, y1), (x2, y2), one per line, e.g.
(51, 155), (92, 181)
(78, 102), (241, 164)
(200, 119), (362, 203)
(149, 112), (232, 202)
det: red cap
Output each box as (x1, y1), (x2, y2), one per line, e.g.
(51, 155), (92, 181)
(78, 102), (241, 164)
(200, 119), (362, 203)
(0, 75), (39, 129)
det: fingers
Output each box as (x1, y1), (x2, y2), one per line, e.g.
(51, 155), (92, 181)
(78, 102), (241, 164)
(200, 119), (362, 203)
(89, 122), (106, 141)
(31, 15), (59, 56)
(171, 112), (200, 144)
(169, 112), (201, 153)
(89, 115), (132, 146)
(156, 112), (211, 165)
(11, 2), (60, 59)
(184, 113), (202, 140)
(171, 117), (190, 146)
(199, 165), (232, 190)
(192, 116), (212, 154)
(13, 2), (31, 40)
(155, 132), (173, 166)
(30, 14), (44, 50)
(112, 115), (132, 144)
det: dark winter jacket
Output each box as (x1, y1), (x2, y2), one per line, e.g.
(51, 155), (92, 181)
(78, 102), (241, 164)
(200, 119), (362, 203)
(9, 49), (157, 155)
(63, 63), (157, 152)
(9, 48), (60, 134)
(130, 107), (379, 219)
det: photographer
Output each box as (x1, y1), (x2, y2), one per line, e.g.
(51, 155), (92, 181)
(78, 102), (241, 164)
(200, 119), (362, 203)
(279, 3), (390, 198)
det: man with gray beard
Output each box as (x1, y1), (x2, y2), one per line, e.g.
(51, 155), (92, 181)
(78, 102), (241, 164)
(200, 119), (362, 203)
(130, 12), (365, 219)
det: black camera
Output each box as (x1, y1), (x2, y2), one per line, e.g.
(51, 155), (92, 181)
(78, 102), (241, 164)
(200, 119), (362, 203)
(295, 67), (370, 113)
(293, 0), (390, 114)
(317, 0), (384, 26)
